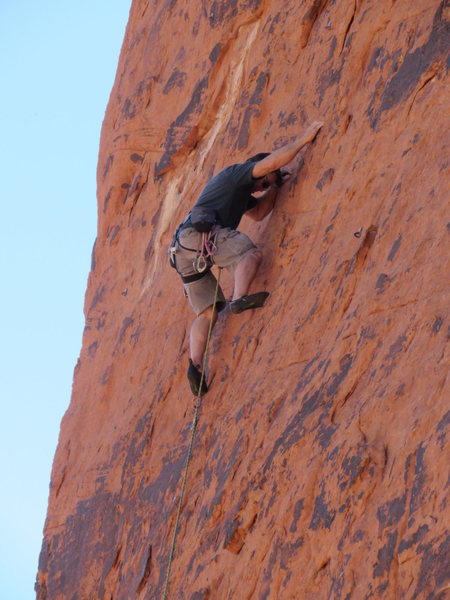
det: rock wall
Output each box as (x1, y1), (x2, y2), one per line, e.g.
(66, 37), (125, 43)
(37, 1), (449, 598)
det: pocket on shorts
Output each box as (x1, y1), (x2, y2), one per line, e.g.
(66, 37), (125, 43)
(213, 227), (256, 271)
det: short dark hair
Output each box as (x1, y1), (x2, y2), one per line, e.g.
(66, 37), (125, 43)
(246, 153), (283, 187)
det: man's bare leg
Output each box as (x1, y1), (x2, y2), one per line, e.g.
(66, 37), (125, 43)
(190, 305), (218, 367)
(232, 249), (263, 301)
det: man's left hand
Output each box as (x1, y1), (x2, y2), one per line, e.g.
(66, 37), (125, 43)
(279, 168), (292, 186)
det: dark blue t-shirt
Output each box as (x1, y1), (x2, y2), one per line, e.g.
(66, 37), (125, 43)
(192, 162), (259, 230)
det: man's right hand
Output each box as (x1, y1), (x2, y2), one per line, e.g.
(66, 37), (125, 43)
(252, 120), (325, 178)
(302, 120), (324, 144)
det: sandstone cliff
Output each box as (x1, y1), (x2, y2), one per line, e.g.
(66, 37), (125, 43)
(37, 1), (449, 598)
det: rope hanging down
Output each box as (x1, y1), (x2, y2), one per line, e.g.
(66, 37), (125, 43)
(162, 267), (222, 600)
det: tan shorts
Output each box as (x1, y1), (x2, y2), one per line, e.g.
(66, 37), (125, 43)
(175, 225), (258, 316)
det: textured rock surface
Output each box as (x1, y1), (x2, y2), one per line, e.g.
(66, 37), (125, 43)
(37, 1), (449, 598)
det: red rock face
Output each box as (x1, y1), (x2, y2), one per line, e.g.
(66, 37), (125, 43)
(37, 1), (449, 598)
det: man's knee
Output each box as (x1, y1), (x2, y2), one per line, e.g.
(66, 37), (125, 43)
(252, 248), (263, 263)
(242, 248), (262, 266)
(198, 305), (218, 323)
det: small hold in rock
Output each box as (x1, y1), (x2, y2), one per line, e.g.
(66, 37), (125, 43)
(354, 227), (363, 238)
(122, 288), (128, 296)
(326, 19), (332, 29)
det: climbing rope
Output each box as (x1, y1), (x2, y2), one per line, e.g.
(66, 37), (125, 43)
(162, 267), (222, 600)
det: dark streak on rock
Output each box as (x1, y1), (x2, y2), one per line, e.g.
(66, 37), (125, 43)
(386, 335), (407, 360)
(135, 543), (152, 593)
(398, 524), (429, 553)
(336, 516), (351, 553)
(264, 481), (278, 518)
(103, 188), (112, 214)
(209, 43), (221, 65)
(301, 0), (327, 48)
(340, 452), (363, 491)
(295, 296), (319, 333)
(141, 448), (186, 506)
(413, 533), (450, 598)
(123, 98), (137, 120)
(207, 433), (244, 526)
(376, 273), (389, 293)
(267, 12), (280, 36)
(37, 492), (120, 599)
(340, 2), (357, 55)
(190, 588), (211, 600)
(316, 168), (335, 191)
(367, 47), (384, 75)
(370, 2), (449, 128)
(330, 556), (351, 598)
(316, 423), (338, 450)
(410, 443), (426, 516)
(163, 69), (187, 95)
(113, 317), (134, 356)
(144, 206), (162, 261)
(263, 353), (353, 472)
(130, 320), (142, 347)
(327, 354), (353, 400)
(103, 155), (114, 180)
(317, 60), (344, 106)
(431, 316), (443, 335)
(130, 153), (144, 164)
(237, 71), (269, 150)
(396, 383), (405, 396)
(327, 36), (337, 61)
(377, 494), (406, 532)
(290, 498), (304, 533)
(89, 284), (105, 313)
(208, 0), (237, 28)
(108, 225), (120, 246)
(91, 238), (97, 271)
(309, 481), (336, 530)
(156, 75), (209, 176)
(88, 341), (98, 357)
(263, 539), (279, 582)
(277, 110), (297, 129)
(436, 410), (449, 450)
(373, 530), (398, 578)
(387, 235), (402, 262)
(279, 537), (304, 570)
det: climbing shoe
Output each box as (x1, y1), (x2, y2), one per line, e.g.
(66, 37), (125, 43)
(187, 359), (208, 396)
(229, 291), (270, 314)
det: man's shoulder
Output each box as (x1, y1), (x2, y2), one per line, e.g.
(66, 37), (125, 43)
(216, 161), (255, 184)
(197, 161), (255, 204)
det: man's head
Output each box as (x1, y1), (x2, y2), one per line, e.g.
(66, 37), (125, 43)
(246, 153), (283, 190)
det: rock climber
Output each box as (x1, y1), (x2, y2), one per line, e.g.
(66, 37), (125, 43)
(169, 121), (324, 395)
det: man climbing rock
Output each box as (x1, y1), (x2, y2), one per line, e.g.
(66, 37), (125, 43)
(170, 121), (323, 395)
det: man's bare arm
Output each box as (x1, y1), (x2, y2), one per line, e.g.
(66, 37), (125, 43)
(252, 121), (324, 178)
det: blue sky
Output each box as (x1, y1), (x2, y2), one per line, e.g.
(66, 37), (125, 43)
(0, 2), (130, 597)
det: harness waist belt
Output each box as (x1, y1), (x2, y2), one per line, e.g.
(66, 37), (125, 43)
(179, 215), (193, 231)
(181, 271), (208, 284)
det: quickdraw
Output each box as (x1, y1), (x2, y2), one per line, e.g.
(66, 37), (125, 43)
(193, 231), (217, 273)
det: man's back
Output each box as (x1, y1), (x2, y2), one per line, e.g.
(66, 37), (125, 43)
(193, 162), (258, 229)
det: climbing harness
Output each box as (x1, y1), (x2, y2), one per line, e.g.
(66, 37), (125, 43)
(162, 268), (222, 600)
(169, 222), (217, 280)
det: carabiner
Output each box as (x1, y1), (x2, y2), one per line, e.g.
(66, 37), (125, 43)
(194, 254), (208, 273)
